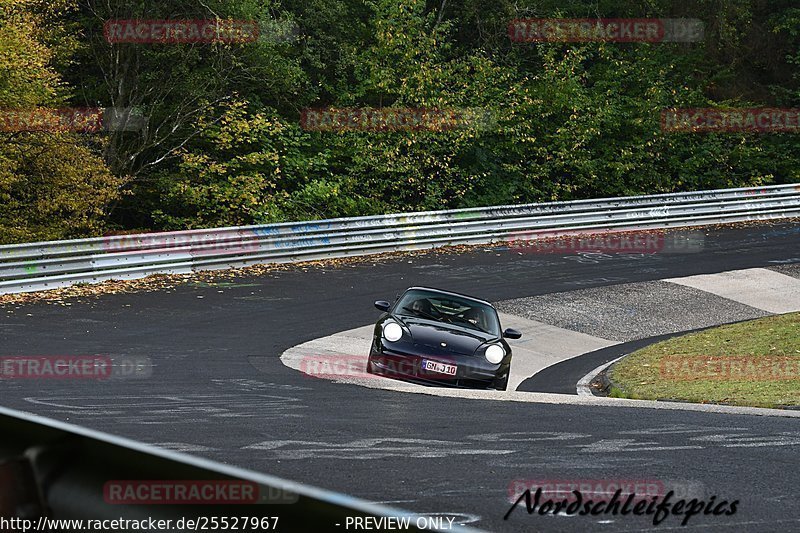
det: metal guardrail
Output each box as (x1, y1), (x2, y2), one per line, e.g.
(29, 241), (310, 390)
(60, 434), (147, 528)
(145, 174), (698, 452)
(0, 406), (482, 532)
(1, 184), (799, 295)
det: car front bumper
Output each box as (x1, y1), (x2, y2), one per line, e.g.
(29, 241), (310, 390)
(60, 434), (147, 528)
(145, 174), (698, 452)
(367, 343), (507, 390)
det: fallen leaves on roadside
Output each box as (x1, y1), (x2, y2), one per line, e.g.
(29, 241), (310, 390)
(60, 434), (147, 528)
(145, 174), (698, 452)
(0, 243), (479, 306)
(0, 217), (796, 306)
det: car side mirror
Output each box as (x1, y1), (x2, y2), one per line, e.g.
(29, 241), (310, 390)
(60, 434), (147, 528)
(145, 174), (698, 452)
(374, 300), (391, 312)
(503, 328), (522, 339)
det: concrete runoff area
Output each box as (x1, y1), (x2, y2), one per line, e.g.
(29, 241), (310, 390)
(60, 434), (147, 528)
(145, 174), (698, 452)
(491, 314), (617, 390)
(665, 267), (800, 314)
(280, 313), (617, 392)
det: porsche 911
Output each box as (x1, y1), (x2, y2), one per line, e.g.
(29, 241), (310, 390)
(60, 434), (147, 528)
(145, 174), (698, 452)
(366, 287), (522, 390)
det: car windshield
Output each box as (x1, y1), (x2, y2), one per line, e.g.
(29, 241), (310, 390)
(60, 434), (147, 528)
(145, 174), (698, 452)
(394, 289), (501, 336)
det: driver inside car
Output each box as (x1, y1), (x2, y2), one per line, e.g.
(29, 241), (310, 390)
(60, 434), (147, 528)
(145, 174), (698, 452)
(411, 298), (435, 317)
(462, 307), (489, 331)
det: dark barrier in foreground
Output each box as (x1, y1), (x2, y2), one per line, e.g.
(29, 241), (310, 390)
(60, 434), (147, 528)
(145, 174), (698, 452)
(0, 407), (481, 532)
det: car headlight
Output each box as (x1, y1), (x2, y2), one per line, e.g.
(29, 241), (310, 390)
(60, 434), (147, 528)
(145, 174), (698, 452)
(383, 322), (403, 342)
(485, 344), (505, 364)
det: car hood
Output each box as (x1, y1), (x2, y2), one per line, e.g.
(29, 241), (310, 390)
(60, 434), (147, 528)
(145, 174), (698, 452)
(397, 316), (496, 355)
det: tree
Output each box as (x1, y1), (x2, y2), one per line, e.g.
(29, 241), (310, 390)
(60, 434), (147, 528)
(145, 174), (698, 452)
(0, 0), (122, 243)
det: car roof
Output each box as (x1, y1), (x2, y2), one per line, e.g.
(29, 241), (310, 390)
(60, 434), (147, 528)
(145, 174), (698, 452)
(404, 286), (494, 307)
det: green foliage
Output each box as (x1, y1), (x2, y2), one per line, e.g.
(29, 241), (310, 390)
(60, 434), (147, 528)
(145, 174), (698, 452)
(609, 312), (800, 408)
(0, 135), (122, 242)
(1, 0), (798, 240)
(0, 0), (122, 244)
(146, 101), (335, 228)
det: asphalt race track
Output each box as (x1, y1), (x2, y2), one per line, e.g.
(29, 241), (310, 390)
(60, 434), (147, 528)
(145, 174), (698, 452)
(2, 222), (800, 532)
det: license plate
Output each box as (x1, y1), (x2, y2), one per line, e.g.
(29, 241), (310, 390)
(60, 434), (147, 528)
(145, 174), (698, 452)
(421, 359), (457, 376)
